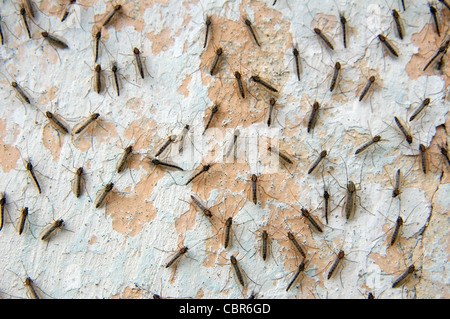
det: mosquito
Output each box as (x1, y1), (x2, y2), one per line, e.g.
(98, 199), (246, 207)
(329, 62), (342, 92)
(423, 38), (450, 71)
(72, 113), (100, 135)
(184, 163), (213, 186)
(409, 98), (430, 122)
(358, 75), (376, 102)
(189, 193), (213, 218)
(244, 17), (261, 47)
(40, 219), (65, 241)
(314, 28), (335, 50)
(392, 9), (404, 40)
(19, 6), (32, 39)
(203, 15), (211, 49)
(267, 146), (294, 166)
(203, 104), (219, 134)
(41, 31), (69, 50)
(11, 81), (31, 105)
(149, 157), (184, 172)
(394, 116), (413, 144)
(234, 71), (246, 99)
(45, 111), (70, 135)
(93, 30), (102, 63)
(293, 47), (301, 81)
(428, 3), (441, 37)
(250, 75), (278, 93)
(378, 34), (399, 57)
(61, 0), (77, 22)
(101, 4), (122, 27)
(286, 259), (309, 292)
(94, 182), (114, 209)
(392, 264), (416, 288)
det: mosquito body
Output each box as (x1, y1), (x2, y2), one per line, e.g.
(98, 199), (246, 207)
(41, 31), (69, 49)
(250, 174), (258, 205)
(419, 144), (427, 174)
(111, 62), (120, 96)
(24, 277), (40, 299)
(267, 98), (277, 127)
(154, 135), (176, 158)
(133, 47), (145, 79)
(339, 13), (347, 48)
(116, 146), (133, 174)
(359, 76), (375, 102)
(330, 62), (341, 92)
(343, 181), (357, 220)
(150, 158), (184, 171)
(392, 264), (415, 288)
(18, 207), (29, 235)
(323, 189), (330, 224)
(19, 7), (32, 39)
(392, 169), (402, 198)
(0, 15), (5, 45)
(429, 3), (440, 37)
(423, 39), (450, 71)
(224, 217), (233, 249)
(178, 124), (190, 154)
(203, 104), (218, 134)
(61, 0), (77, 22)
(0, 194), (5, 231)
(389, 216), (403, 247)
(165, 246), (188, 268)
(73, 113), (100, 135)
(94, 30), (101, 63)
(287, 232), (307, 259)
(190, 194), (212, 218)
(250, 75), (278, 93)
(268, 146), (294, 165)
(327, 250), (344, 279)
(308, 150), (327, 175)
(26, 161), (41, 194)
(203, 16), (211, 49)
(93, 64), (104, 94)
(102, 4), (122, 27)
(307, 101), (320, 133)
(354, 135), (381, 155)
(286, 261), (306, 292)
(244, 18), (260, 47)
(378, 34), (398, 57)
(45, 111), (69, 134)
(301, 208), (323, 233)
(11, 82), (31, 105)
(314, 28), (334, 50)
(24, 0), (36, 18)
(261, 230), (269, 261)
(41, 219), (64, 241)
(392, 9), (404, 40)
(293, 47), (301, 81)
(210, 47), (223, 76)
(230, 255), (245, 287)
(409, 98), (430, 122)
(185, 164), (211, 185)
(225, 129), (240, 158)
(94, 182), (114, 209)
(394, 116), (412, 144)
(234, 71), (246, 98)
(72, 167), (84, 198)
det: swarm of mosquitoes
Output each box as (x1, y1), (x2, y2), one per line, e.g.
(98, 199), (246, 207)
(0, 0), (449, 299)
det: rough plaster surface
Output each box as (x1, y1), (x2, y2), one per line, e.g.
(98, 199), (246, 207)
(0, 0), (448, 299)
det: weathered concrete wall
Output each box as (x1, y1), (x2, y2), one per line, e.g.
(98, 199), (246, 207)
(0, 0), (448, 299)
